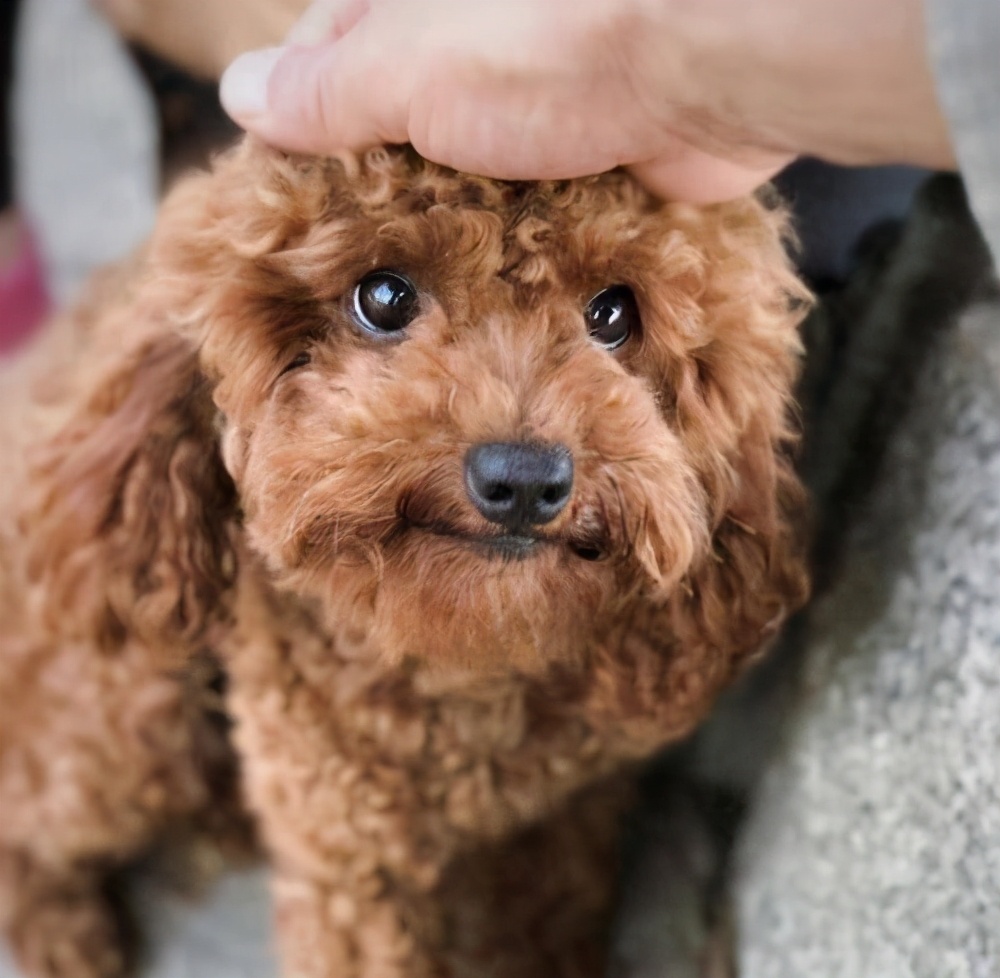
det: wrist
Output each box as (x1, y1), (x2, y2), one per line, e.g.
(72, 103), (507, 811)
(638, 0), (954, 171)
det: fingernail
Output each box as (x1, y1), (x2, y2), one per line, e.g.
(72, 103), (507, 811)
(220, 47), (286, 120)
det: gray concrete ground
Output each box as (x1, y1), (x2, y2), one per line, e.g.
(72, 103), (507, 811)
(735, 180), (1000, 978)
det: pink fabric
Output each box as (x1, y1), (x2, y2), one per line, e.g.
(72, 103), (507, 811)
(0, 218), (50, 354)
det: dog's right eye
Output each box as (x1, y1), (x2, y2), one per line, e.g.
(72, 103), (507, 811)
(352, 271), (420, 335)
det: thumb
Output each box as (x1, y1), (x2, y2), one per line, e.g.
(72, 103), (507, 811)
(220, 26), (411, 155)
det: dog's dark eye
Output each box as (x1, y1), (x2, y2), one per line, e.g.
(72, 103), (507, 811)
(353, 271), (419, 335)
(585, 285), (639, 351)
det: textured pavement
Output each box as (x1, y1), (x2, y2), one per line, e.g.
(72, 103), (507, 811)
(736, 186), (1000, 978)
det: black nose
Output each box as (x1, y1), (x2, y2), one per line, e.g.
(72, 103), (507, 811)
(464, 442), (574, 529)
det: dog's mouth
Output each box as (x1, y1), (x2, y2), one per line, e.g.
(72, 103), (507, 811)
(394, 491), (610, 562)
(404, 521), (608, 563)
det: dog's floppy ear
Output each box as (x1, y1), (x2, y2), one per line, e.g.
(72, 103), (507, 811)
(672, 419), (809, 676)
(587, 197), (810, 744)
(666, 196), (811, 683)
(24, 331), (237, 664)
(588, 422), (808, 750)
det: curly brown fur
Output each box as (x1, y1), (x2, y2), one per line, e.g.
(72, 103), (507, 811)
(0, 139), (809, 978)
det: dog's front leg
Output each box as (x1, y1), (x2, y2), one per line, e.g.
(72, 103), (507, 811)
(230, 679), (642, 978)
(222, 607), (461, 976)
(269, 866), (438, 978)
(223, 622), (627, 975)
(231, 683), (629, 978)
(228, 693), (464, 978)
(263, 777), (629, 978)
(0, 636), (223, 978)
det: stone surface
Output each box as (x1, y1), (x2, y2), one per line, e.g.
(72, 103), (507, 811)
(736, 200), (1000, 977)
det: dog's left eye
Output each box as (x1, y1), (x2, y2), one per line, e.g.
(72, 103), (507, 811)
(585, 285), (639, 351)
(353, 271), (420, 335)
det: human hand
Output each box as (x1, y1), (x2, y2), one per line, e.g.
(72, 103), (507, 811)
(220, 0), (955, 204)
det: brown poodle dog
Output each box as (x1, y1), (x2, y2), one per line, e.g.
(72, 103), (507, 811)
(0, 140), (808, 978)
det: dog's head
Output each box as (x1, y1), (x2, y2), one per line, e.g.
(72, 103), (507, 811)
(29, 143), (808, 684)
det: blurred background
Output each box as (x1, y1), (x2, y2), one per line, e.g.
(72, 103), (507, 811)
(2, 2), (998, 977)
